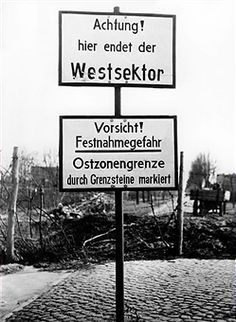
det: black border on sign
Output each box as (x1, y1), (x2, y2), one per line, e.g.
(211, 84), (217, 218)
(59, 115), (178, 192)
(58, 11), (176, 88)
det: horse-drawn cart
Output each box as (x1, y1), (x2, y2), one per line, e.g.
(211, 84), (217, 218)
(190, 189), (227, 216)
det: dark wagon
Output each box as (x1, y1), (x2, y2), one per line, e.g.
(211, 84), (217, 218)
(190, 189), (226, 216)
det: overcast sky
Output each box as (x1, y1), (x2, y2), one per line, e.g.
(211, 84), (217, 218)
(1, 0), (235, 184)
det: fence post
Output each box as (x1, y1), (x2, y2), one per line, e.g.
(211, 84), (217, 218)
(6, 147), (20, 263)
(177, 151), (184, 256)
(136, 191), (139, 204)
(39, 186), (44, 249)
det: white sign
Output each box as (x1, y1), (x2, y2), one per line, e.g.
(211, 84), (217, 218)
(59, 11), (176, 87)
(59, 116), (178, 191)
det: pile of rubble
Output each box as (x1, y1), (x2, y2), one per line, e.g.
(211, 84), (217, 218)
(183, 212), (236, 258)
(14, 192), (236, 266)
(58, 193), (115, 219)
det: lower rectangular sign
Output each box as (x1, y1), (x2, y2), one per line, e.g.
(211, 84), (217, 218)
(59, 115), (178, 191)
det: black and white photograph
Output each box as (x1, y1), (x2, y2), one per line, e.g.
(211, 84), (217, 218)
(0, 0), (235, 321)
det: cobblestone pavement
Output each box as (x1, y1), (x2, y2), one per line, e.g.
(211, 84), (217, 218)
(5, 259), (236, 322)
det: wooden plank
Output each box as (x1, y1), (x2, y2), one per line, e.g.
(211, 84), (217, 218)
(190, 190), (224, 202)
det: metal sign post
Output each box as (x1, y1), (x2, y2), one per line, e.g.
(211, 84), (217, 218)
(113, 9), (124, 318)
(114, 85), (124, 321)
(115, 187), (124, 321)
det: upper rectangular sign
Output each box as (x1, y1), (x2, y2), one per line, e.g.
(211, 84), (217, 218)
(59, 11), (176, 88)
(59, 116), (178, 191)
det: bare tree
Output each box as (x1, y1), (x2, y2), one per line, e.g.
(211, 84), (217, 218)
(186, 153), (216, 190)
